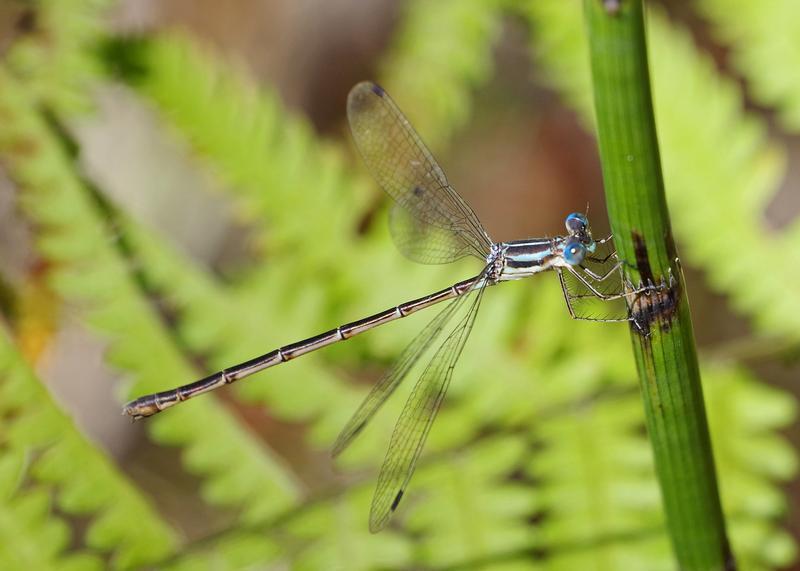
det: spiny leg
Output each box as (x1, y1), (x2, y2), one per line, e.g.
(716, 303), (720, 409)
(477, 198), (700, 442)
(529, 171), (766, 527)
(579, 259), (623, 282)
(596, 234), (613, 245)
(585, 237), (643, 276)
(586, 235), (616, 265)
(566, 265), (651, 301)
(586, 251), (617, 265)
(557, 269), (631, 323)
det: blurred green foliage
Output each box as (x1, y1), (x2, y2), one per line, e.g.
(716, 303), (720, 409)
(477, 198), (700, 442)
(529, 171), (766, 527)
(0, 1), (797, 570)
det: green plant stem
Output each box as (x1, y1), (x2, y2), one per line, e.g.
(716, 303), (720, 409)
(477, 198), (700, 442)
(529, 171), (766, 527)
(583, 1), (733, 569)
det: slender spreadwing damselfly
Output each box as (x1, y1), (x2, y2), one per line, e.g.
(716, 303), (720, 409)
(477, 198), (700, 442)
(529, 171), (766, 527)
(124, 81), (649, 532)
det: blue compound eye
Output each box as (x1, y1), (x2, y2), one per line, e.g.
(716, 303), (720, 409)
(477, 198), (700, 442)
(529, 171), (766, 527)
(565, 212), (589, 234)
(563, 238), (587, 266)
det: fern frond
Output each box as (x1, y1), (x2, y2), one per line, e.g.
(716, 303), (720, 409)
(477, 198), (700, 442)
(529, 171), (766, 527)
(116, 35), (371, 265)
(696, 0), (800, 130)
(380, 0), (504, 149)
(286, 495), (413, 571)
(0, 66), (301, 533)
(533, 392), (671, 570)
(0, 327), (176, 569)
(0, 475), (99, 571)
(704, 365), (798, 569)
(4, 39), (406, 569)
(408, 435), (532, 568)
(159, 532), (283, 571)
(6, 0), (112, 113)
(523, 2), (798, 341)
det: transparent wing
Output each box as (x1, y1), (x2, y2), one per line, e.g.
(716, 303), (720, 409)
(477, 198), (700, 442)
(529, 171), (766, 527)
(388, 203), (477, 264)
(368, 280), (487, 532)
(347, 81), (492, 264)
(332, 280), (477, 457)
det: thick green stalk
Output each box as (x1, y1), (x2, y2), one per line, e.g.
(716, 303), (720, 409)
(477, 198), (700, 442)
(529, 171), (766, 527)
(583, 1), (733, 569)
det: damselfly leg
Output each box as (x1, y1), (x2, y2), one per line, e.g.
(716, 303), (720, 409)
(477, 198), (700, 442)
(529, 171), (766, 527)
(556, 236), (648, 323)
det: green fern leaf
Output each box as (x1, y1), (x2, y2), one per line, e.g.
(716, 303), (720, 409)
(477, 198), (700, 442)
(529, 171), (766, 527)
(6, 0), (113, 113)
(696, 0), (800, 130)
(408, 435), (533, 567)
(0, 65), (301, 537)
(161, 532), (282, 571)
(122, 34), (371, 263)
(533, 393), (671, 571)
(704, 365), (798, 569)
(0, 452), (99, 571)
(380, 0), (505, 149)
(0, 327), (176, 569)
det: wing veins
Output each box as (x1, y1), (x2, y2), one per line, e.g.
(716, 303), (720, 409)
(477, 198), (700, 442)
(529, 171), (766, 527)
(347, 82), (492, 264)
(368, 279), (487, 532)
(332, 274), (483, 457)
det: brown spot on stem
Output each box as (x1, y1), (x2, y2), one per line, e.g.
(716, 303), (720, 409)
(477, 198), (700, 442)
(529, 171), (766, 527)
(723, 541), (737, 570)
(630, 275), (680, 335)
(628, 231), (684, 335)
(631, 231), (654, 286)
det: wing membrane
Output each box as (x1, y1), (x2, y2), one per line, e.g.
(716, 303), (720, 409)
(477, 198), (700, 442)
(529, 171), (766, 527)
(347, 81), (492, 264)
(368, 281), (486, 532)
(332, 282), (478, 457)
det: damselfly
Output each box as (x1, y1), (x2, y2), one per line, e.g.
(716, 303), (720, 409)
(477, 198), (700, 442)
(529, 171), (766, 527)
(124, 81), (647, 532)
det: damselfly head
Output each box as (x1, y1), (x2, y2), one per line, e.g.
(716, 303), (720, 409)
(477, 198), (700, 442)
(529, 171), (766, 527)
(565, 212), (588, 234)
(561, 237), (587, 266)
(565, 212), (596, 253)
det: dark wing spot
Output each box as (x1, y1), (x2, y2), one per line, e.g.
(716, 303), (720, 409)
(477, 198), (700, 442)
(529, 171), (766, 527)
(391, 490), (404, 512)
(413, 186), (424, 197)
(370, 82), (385, 96)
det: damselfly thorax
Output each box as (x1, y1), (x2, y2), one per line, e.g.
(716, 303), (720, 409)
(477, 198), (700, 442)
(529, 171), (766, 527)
(497, 238), (570, 281)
